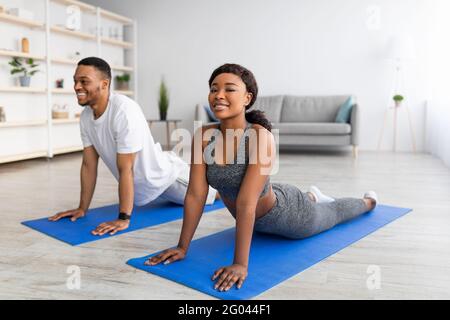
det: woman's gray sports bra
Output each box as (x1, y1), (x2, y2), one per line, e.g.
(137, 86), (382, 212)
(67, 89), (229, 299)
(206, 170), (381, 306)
(204, 122), (271, 200)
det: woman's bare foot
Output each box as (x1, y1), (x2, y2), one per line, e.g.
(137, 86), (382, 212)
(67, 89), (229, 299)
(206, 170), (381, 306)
(307, 192), (317, 202)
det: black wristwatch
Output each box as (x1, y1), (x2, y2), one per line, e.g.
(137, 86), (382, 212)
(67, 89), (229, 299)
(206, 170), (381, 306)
(118, 212), (131, 221)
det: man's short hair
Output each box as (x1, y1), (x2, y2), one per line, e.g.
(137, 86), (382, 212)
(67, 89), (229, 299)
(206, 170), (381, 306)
(77, 57), (112, 81)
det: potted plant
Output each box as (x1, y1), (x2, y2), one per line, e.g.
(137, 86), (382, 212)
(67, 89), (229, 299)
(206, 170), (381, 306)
(158, 78), (169, 120)
(115, 73), (130, 91)
(393, 94), (404, 108)
(9, 57), (40, 87)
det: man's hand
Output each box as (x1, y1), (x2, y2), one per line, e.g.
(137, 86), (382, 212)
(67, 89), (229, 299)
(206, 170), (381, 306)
(91, 219), (130, 236)
(48, 208), (86, 222)
(144, 247), (186, 266)
(212, 264), (248, 291)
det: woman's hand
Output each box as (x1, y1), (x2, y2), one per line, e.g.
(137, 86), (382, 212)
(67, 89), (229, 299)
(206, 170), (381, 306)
(212, 264), (248, 291)
(144, 247), (186, 266)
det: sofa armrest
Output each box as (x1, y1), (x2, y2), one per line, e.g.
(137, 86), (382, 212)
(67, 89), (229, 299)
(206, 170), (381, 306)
(350, 103), (359, 146)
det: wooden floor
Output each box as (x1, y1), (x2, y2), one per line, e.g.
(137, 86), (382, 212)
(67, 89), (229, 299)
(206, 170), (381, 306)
(0, 150), (449, 299)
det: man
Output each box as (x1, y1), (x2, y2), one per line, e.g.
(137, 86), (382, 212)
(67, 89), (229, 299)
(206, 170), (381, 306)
(49, 57), (217, 236)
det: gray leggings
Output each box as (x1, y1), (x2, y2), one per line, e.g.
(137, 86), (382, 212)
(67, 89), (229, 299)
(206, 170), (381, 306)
(254, 183), (369, 239)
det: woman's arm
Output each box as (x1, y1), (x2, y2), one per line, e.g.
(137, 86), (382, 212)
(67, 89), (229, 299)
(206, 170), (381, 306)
(212, 126), (275, 291)
(146, 126), (214, 265)
(176, 129), (211, 253)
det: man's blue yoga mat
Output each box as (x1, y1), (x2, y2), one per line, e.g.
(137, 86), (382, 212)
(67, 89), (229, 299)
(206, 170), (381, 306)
(22, 200), (225, 246)
(127, 204), (411, 300)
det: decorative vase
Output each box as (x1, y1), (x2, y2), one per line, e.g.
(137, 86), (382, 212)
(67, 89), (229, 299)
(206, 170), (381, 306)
(394, 100), (402, 108)
(21, 37), (29, 53)
(117, 81), (129, 91)
(159, 110), (167, 121)
(0, 106), (6, 122)
(19, 76), (30, 87)
(56, 79), (64, 88)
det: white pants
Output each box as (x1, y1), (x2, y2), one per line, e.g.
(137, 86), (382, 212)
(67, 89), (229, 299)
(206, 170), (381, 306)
(159, 153), (217, 205)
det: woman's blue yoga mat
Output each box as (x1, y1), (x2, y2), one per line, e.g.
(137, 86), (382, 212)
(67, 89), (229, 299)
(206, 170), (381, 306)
(127, 204), (412, 300)
(21, 200), (225, 246)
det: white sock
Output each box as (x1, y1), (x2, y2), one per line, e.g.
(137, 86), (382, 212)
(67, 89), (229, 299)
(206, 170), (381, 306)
(363, 191), (378, 207)
(308, 186), (335, 203)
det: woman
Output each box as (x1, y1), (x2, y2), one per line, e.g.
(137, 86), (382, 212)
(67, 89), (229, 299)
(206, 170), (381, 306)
(145, 63), (378, 292)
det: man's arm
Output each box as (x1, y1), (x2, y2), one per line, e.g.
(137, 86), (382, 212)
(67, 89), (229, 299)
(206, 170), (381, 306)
(79, 146), (99, 212)
(117, 152), (136, 216)
(49, 146), (99, 221)
(90, 152), (136, 236)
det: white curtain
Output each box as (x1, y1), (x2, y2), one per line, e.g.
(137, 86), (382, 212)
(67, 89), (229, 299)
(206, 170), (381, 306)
(426, 0), (450, 168)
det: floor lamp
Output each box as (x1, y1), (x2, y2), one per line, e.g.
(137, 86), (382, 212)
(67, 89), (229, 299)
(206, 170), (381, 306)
(377, 35), (417, 152)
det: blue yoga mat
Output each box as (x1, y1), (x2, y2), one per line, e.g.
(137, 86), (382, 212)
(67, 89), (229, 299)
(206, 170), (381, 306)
(127, 204), (412, 300)
(22, 200), (225, 246)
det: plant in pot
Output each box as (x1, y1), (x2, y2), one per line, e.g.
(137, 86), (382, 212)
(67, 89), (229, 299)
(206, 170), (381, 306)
(158, 78), (169, 120)
(393, 94), (404, 108)
(115, 73), (130, 91)
(9, 57), (40, 87)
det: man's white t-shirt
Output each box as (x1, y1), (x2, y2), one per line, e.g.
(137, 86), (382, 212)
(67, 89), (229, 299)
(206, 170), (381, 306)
(79, 92), (185, 206)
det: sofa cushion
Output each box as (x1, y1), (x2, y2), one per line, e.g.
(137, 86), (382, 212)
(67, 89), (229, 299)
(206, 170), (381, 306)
(252, 95), (284, 123)
(204, 105), (218, 122)
(335, 97), (353, 123)
(280, 95), (352, 123)
(273, 122), (352, 135)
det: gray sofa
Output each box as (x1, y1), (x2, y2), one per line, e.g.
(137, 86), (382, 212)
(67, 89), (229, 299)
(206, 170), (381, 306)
(195, 95), (359, 158)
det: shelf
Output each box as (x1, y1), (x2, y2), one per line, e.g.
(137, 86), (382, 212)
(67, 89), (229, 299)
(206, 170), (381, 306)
(0, 12), (45, 28)
(0, 87), (46, 93)
(0, 119), (80, 128)
(51, 88), (74, 94)
(0, 2), (135, 164)
(115, 90), (134, 96)
(112, 65), (134, 72)
(101, 37), (133, 48)
(51, 57), (78, 65)
(0, 120), (47, 128)
(51, 25), (96, 40)
(51, 0), (96, 13)
(0, 151), (48, 164)
(0, 50), (46, 61)
(53, 145), (83, 155)
(52, 118), (80, 124)
(52, 60), (133, 72)
(100, 8), (133, 25)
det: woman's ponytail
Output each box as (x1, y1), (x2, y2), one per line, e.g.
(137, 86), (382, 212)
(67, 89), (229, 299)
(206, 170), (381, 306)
(245, 109), (272, 132)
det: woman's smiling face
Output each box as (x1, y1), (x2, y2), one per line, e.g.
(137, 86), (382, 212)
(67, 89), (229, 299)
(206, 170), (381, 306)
(208, 73), (252, 120)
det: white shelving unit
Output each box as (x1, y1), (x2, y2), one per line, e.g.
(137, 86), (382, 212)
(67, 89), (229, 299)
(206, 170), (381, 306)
(0, 12), (45, 28)
(50, 25), (96, 40)
(0, 0), (137, 164)
(0, 49), (46, 61)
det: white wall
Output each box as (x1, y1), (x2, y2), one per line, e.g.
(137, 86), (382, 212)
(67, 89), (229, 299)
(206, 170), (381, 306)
(85, 0), (431, 152)
(425, 0), (450, 167)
